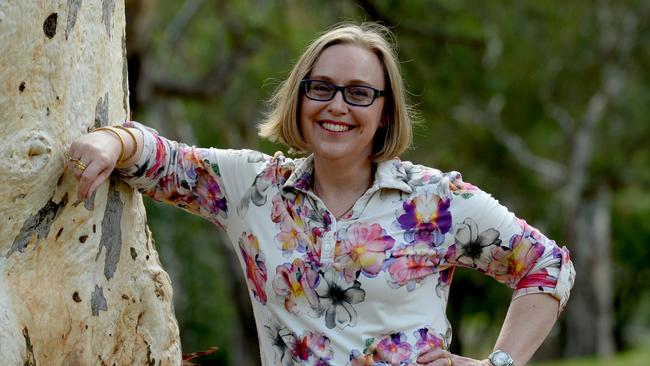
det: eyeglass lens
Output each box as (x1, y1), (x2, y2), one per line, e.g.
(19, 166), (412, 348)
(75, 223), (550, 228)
(304, 80), (377, 106)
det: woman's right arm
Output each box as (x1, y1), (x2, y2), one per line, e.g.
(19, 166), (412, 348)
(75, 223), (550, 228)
(67, 122), (243, 228)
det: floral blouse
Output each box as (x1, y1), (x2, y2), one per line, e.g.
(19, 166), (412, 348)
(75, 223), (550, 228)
(119, 122), (575, 366)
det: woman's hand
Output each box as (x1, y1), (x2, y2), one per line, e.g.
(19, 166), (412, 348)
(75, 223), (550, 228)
(66, 130), (122, 200)
(416, 347), (492, 366)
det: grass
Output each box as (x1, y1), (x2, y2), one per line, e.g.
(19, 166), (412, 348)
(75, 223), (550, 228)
(530, 348), (650, 366)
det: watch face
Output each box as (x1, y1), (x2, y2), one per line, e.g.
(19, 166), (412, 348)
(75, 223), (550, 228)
(490, 351), (513, 366)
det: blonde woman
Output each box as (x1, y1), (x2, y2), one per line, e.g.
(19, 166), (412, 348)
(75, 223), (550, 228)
(67, 23), (575, 366)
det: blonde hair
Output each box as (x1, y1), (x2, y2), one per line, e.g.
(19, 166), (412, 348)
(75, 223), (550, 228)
(258, 22), (415, 162)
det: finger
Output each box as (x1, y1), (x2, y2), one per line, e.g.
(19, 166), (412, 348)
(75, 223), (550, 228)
(68, 159), (87, 178)
(417, 349), (451, 364)
(77, 161), (104, 199)
(418, 359), (453, 366)
(87, 168), (112, 198)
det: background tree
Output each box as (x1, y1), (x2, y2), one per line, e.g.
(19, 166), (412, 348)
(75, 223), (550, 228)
(0, 1), (180, 364)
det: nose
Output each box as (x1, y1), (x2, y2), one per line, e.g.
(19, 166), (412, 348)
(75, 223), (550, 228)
(327, 89), (348, 114)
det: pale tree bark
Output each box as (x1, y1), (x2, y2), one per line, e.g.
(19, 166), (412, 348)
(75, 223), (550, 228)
(565, 186), (614, 357)
(0, 1), (181, 364)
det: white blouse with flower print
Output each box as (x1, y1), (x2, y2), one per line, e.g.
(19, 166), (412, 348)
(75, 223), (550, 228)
(118, 122), (575, 366)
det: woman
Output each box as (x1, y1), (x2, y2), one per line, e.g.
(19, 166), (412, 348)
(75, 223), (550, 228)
(67, 23), (574, 366)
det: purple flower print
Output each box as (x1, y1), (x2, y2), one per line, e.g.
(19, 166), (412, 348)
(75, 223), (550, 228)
(397, 191), (451, 246)
(413, 327), (445, 353)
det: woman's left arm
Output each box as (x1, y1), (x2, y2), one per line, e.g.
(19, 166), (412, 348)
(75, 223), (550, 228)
(493, 293), (559, 365)
(417, 173), (575, 365)
(417, 293), (558, 366)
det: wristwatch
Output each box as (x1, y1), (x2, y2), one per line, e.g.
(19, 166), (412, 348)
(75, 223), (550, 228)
(488, 350), (514, 366)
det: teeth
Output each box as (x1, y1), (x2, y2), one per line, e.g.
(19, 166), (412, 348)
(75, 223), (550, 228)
(321, 122), (351, 132)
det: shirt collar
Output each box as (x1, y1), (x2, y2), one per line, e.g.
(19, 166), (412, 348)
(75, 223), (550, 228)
(281, 154), (413, 195)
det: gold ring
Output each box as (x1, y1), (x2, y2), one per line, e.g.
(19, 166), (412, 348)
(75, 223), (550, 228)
(74, 160), (87, 171)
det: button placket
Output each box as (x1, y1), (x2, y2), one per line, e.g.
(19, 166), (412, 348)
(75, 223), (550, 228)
(320, 222), (337, 266)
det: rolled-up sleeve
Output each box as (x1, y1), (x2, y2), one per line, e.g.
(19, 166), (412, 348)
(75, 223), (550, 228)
(445, 172), (576, 312)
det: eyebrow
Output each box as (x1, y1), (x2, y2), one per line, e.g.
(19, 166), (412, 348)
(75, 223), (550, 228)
(310, 75), (379, 87)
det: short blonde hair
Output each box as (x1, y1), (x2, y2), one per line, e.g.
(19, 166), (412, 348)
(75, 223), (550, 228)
(258, 22), (415, 162)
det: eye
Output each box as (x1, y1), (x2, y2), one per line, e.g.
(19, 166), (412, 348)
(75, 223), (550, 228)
(311, 82), (333, 93)
(347, 87), (371, 98)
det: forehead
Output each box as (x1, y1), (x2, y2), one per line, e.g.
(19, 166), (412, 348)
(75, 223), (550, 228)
(311, 43), (385, 87)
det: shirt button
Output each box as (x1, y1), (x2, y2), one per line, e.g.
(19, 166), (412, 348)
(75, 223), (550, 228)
(322, 232), (335, 262)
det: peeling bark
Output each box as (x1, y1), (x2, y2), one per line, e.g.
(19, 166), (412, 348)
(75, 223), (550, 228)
(65, 0), (82, 39)
(91, 285), (108, 316)
(6, 194), (68, 258)
(102, 0), (116, 38)
(96, 179), (123, 280)
(94, 93), (109, 128)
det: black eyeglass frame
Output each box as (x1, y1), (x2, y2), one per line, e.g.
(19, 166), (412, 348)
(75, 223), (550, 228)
(300, 79), (386, 107)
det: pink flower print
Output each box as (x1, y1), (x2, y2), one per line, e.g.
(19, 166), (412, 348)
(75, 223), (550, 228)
(375, 332), (413, 365)
(452, 218), (502, 271)
(413, 327), (444, 352)
(334, 223), (395, 282)
(386, 245), (444, 290)
(271, 194), (287, 223)
(349, 349), (383, 366)
(194, 165), (228, 217)
(305, 229), (324, 269)
(488, 223), (546, 287)
(275, 215), (308, 256)
(290, 334), (311, 361)
(397, 191), (451, 246)
(303, 331), (334, 364)
(286, 330), (334, 365)
(145, 135), (167, 178)
(238, 232), (267, 304)
(448, 172), (478, 193)
(514, 268), (556, 291)
(272, 258), (320, 314)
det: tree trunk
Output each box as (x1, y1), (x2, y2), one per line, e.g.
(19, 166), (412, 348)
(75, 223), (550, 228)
(0, 1), (181, 364)
(564, 186), (615, 357)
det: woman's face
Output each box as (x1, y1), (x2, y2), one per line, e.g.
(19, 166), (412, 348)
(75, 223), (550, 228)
(299, 43), (386, 164)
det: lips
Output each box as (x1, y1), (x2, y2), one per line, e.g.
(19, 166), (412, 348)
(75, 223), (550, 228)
(319, 120), (352, 133)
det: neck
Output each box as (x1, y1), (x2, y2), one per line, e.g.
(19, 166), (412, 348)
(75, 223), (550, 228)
(312, 155), (373, 193)
(312, 155), (374, 219)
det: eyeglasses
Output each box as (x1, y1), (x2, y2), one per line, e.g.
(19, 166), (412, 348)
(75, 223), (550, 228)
(300, 79), (385, 107)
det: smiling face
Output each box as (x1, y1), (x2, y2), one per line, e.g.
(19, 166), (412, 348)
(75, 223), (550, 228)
(299, 43), (386, 164)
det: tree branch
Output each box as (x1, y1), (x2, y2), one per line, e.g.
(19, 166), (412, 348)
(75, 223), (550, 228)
(162, 0), (205, 50)
(147, 1), (264, 100)
(352, 0), (485, 49)
(453, 95), (567, 185)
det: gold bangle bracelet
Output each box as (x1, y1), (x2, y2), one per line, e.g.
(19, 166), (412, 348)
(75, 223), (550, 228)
(93, 127), (126, 163)
(114, 125), (137, 162)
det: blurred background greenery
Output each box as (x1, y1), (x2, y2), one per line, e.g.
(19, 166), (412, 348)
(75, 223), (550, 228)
(123, 0), (650, 364)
